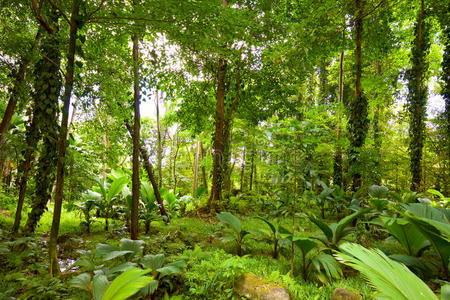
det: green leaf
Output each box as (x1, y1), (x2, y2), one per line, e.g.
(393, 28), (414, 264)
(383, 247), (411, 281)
(254, 216), (276, 235)
(70, 273), (91, 292)
(293, 237), (317, 257)
(102, 268), (153, 300)
(93, 274), (109, 300)
(217, 212), (241, 234)
(157, 265), (183, 278)
(336, 243), (438, 300)
(140, 280), (159, 296)
(119, 239), (144, 256)
(380, 216), (430, 256)
(140, 254), (165, 270)
(95, 243), (119, 258)
(308, 216), (332, 240)
(107, 176), (128, 202)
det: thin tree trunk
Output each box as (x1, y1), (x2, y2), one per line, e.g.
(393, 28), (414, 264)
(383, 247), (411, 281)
(333, 27), (345, 188)
(156, 91), (163, 188)
(249, 149), (255, 191)
(49, 0), (79, 276)
(173, 132), (179, 193)
(193, 140), (200, 197)
(200, 142), (208, 192)
(130, 32), (140, 240)
(240, 147), (246, 191)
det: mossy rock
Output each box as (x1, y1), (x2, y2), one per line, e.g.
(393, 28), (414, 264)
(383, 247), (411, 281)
(234, 273), (289, 300)
(331, 288), (362, 300)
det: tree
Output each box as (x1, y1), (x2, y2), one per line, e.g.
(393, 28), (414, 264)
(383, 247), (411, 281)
(406, 0), (430, 192)
(49, 0), (81, 276)
(347, 0), (369, 192)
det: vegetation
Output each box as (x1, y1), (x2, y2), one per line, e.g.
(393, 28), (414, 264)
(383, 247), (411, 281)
(0, 0), (449, 299)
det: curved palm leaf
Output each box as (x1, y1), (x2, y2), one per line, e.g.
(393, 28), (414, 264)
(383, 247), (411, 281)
(336, 243), (438, 300)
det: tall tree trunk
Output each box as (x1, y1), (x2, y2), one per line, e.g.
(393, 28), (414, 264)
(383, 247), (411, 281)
(201, 142), (208, 194)
(130, 32), (141, 240)
(407, 0), (429, 192)
(249, 149), (255, 191)
(156, 91), (163, 188)
(240, 147), (246, 191)
(12, 115), (39, 233)
(193, 140), (200, 197)
(208, 57), (226, 213)
(49, 0), (80, 276)
(333, 27), (344, 188)
(23, 7), (62, 234)
(173, 132), (179, 193)
(348, 0), (368, 192)
(208, 0), (228, 214)
(441, 14), (450, 195)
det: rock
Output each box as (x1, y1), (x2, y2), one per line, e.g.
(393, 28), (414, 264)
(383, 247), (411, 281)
(331, 288), (362, 300)
(234, 273), (289, 300)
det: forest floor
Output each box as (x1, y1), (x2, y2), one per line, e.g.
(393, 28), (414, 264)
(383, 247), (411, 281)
(0, 205), (380, 299)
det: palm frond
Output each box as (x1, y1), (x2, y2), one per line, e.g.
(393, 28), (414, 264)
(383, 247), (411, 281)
(335, 243), (437, 300)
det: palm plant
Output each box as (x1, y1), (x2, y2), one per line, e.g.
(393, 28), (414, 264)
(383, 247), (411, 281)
(335, 243), (438, 300)
(91, 176), (129, 231)
(254, 216), (282, 259)
(308, 209), (370, 250)
(77, 190), (99, 233)
(140, 181), (160, 233)
(217, 212), (250, 256)
(279, 226), (342, 283)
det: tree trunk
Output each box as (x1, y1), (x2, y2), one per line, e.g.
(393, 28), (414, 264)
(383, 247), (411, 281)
(208, 0), (229, 214)
(201, 142), (208, 194)
(408, 0), (429, 192)
(208, 57), (226, 213)
(12, 115), (39, 233)
(48, 0), (80, 276)
(348, 0), (368, 192)
(193, 140), (200, 197)
(156, 91), (163, 188)
(441, 15), (450, 195)
(173, 132), (179, 193)
(130, 32), (140, 240)
(249, 149), (255, 191)
(23, 7), (62, 234)
(333, 28), (345, 188)
(240, 147), (246, 191)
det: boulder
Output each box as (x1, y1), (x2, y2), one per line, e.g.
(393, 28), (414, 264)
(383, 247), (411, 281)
(234, 273), (289, 300)
(331, 288), (362, 300)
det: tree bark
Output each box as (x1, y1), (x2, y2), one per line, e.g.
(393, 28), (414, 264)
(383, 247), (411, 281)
(49, 0), (80, 276)
(208, 0), (229, 214)
(23, 6), (62, 234)
(200, 142), (208, 194)
(193, 140), (200, 197)
(156, 91), (163, 188)
(249, 149), (255, 191)
(333, 27), (345, 188)
(348, 0), (368, 192)
(130, 32), (141, 240)
(408, 0), (429, 192)
(240, 147), (246, 191)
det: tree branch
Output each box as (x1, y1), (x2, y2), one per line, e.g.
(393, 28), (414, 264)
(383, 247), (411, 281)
(31, 0), (55, 33)
(47, 0), (70, 25)
(86, 0), (106, 22)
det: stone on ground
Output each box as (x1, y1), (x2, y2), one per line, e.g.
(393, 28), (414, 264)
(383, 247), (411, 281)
(234, 273), (289, 300)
